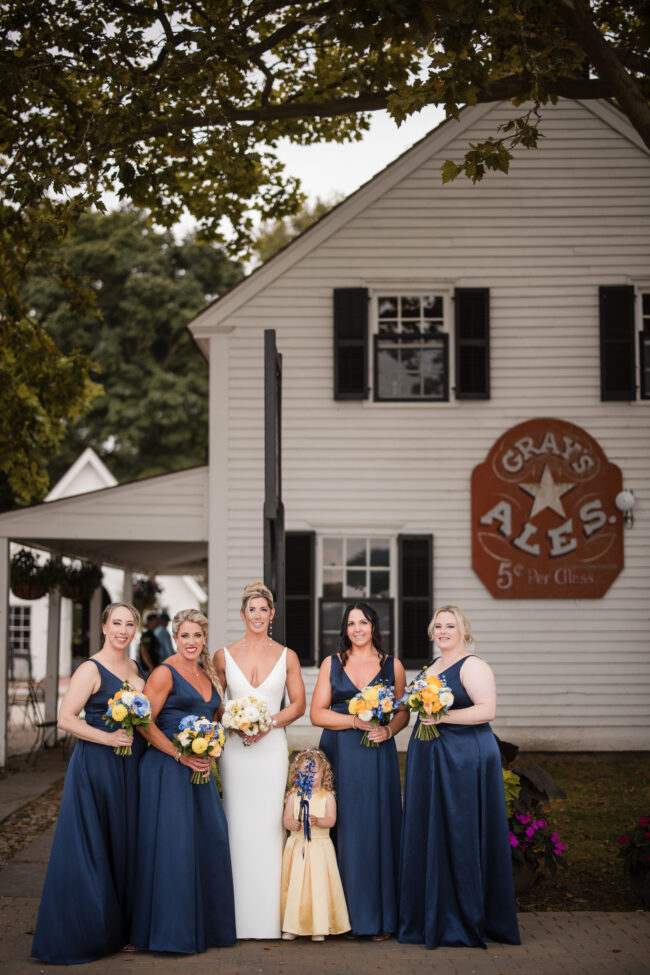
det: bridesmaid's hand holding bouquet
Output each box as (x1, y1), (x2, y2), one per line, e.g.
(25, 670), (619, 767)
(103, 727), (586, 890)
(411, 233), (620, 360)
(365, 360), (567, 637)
(173, 715), (226, 784)
(398, 669), (454, 740)
(347, 682), (396, 747)
(103, 681), (152, 755)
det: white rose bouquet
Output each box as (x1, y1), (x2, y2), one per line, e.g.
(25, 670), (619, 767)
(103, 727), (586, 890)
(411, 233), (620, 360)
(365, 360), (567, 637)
(222, 695), (272, 745)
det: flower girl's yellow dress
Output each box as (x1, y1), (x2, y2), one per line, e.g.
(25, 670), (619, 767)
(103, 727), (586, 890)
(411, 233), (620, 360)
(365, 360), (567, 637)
(280, 789), (350, 937)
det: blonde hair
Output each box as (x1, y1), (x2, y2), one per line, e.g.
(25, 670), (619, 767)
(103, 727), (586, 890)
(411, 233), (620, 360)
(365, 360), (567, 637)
(172, 609), (224, 699)
(427, 604), (475, 649)
(241, 581), (274, 613)
(102, 602), (140, 629)
(287, 748), (335, 796)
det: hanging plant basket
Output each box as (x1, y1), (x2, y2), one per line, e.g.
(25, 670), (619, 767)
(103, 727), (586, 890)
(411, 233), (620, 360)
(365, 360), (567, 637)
(132, 576), (162, 612)
(55, 558), (103, 601)
(10, 549), (53, 600)
(11, 580), (49, 600)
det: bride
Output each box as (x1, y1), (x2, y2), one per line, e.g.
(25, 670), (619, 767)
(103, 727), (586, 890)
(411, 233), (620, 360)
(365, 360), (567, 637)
(214, 581), (306, 939)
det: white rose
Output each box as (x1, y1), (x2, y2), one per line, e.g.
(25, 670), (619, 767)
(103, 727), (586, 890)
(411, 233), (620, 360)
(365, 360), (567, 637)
(360, 710), (374, 723)
(178, 730), (192, 747)
(120, 691), (134, 706)
(438, 691), (454, 708)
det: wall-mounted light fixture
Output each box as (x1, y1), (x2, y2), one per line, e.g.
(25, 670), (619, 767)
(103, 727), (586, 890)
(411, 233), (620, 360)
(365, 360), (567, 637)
(615, 489), (635, 529)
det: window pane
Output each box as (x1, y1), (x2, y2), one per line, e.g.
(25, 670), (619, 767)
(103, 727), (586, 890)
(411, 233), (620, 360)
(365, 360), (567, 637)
(378, 320), (397, 335)
(346, 569), (366, 595)
(322, 538), (342, 567)
(321, 632), (340, 656)
(370, 569), (390, 597)
(378, 296), (398, 318)
(422, 295), (443, 317)
(402, 320), (420, 336)
(401, 296), (420, 318)
(423, 320), (444, 336)
(370, 538), (390, 566)
(346, 538), (366, 567)
(322, 569), (342, 598)
(321, 602), (343, 631)
(374, 602), (393, 639)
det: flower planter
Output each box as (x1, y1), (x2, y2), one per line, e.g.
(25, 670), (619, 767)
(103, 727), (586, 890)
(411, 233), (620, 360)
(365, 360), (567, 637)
(513, 860), (537, 895)
(630, 870), (650, 908)
(11, 581), (49, 600)
(59, 582), (95, 601)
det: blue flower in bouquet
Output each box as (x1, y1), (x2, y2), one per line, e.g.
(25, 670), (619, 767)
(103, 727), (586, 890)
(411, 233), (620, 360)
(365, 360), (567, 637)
(179, 714), (200, 731)
(131, 694), (151, 718)
(296, 755), (316, 849)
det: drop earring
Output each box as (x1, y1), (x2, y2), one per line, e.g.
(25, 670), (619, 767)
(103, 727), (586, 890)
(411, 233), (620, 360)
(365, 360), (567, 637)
(268, 619), (273, 644)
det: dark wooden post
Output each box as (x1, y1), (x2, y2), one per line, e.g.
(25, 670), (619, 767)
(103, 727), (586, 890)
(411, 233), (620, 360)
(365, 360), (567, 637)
(263, 329), (285, 643)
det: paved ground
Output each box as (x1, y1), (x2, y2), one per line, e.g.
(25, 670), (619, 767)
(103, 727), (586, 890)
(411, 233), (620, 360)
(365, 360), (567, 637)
(1, 740), (649, 974)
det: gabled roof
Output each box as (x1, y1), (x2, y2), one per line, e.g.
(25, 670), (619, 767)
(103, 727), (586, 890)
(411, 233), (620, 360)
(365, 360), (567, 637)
(188, 98), (648, 355)
(45, 447), (117, 501)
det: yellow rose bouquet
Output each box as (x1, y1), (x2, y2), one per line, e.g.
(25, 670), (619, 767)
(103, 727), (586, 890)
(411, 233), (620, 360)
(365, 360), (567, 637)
(103, 681), (152, 755)
(347, 681), (396, 748)
(398, 668), (454, 740)
(173, 715), (226, 784)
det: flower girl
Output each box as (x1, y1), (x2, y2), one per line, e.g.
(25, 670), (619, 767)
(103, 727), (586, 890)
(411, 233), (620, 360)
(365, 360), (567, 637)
(281, 749), (350, 942)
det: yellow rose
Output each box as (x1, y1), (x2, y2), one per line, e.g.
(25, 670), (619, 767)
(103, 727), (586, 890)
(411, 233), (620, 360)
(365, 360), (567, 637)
(349, 698), (366, 715)
(209, 743), (222, 758)
(111, 703), (127, 722)
(408, 694), (420, 709)
(381, 698), (393, 713)
(114, 689), (123, 700)
(364, 686), (380, 707)
(191, 737), (209, 754)
(426, 675), (442, 690)
(420, 687), (436, 704)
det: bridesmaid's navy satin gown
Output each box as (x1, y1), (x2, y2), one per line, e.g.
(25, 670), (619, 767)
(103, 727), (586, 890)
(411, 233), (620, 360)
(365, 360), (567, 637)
(130, 665), (236, 953)
(319, 654), (401, 937)
(31, 660), (145, 965)
(398, 656), (520, 949)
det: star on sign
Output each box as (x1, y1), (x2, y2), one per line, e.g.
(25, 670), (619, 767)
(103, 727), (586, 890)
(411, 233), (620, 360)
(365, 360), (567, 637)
(518, 464), (576, 519)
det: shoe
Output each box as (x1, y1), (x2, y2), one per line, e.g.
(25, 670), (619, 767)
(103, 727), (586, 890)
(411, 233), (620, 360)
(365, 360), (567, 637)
(371, 933), (391, 942)
(281, 932), (296, 940)
(311, 935), (325, 942)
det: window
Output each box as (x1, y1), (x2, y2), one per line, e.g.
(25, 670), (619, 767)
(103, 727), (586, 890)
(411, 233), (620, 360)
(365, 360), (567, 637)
(374, 294), (448, 401)
(599, 285), (636, 400)
(641, 293), (650, 399)
(333, 287), (489, 401)
(319, 536), (393, 659)
(9, 605), (32, 681)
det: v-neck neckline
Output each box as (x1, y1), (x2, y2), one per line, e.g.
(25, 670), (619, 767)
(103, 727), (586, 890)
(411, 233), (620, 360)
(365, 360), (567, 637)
(226, 646), (286, 690)
(167, 664), (214, 704)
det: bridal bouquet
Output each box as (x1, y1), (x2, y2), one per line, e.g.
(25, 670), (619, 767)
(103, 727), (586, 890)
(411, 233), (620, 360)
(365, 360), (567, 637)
(398, 668), (454, 740)
(173, 715), (226, 784)
(221, 695), (272, 745)
(103, 681), (152, 755)
(347, 681), (395, 748)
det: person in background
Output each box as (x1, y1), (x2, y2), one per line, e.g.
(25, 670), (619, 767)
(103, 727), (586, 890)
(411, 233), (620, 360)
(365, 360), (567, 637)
(138, 613), (161, 673)
(155, 612), (174, 660)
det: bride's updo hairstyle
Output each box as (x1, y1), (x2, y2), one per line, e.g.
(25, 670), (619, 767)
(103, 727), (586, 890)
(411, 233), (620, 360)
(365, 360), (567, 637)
(172, 608), (224, 698)
(427, 604), (475, 649)
(241, 581), (274, 613)
(337, 601), (386, 667)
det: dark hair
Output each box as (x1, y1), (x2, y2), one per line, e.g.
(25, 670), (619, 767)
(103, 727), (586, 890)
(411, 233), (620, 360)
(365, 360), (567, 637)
(337, 601), (386, 667)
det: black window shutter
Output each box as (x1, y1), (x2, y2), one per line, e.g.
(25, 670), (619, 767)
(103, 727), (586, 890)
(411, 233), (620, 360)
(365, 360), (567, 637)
(334, 288), (368, 400)
(640, 331), (650, 400)
(398, 534), (433, 669)
(454, 288), (490, 399)
(600, 285), (636, 401)
(285, 532), (315, 665)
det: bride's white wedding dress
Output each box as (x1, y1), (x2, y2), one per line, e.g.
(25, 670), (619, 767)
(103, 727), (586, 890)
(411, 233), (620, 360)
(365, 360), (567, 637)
(218, 647), (289, 939)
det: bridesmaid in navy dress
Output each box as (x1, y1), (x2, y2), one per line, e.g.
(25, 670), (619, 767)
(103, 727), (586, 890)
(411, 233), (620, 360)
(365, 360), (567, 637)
(32, 602), (146, 965)
(398, 605), (520, 949)
(131, 608), (236, 954)
(310, 602), (408, 940)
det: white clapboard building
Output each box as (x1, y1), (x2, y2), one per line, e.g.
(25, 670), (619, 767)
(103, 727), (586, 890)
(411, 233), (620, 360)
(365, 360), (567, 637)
(0, 97), (648, 763)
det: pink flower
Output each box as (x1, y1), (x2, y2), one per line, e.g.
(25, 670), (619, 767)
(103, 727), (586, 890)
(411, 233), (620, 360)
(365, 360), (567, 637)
(509, 833), (519, 847)
(637, 816), (648, 827)
(551, 832), (559, 843)
(618, 836), (629, 846)
(553, 843), (565, 856)
(525, 826), (535, 838)
(516, 814), (531, 825)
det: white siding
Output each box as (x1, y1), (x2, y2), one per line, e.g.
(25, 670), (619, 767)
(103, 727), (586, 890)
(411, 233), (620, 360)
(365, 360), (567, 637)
(202, 99), (650, 750)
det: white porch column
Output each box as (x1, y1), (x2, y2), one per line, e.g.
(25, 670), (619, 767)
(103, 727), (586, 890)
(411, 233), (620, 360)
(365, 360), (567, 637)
(209, 332), (230, 632)
(89, 588), (102, 653)
(123, 570), (133, 603)
(45, 588), (61, 746)
(0, 537), (9, 768)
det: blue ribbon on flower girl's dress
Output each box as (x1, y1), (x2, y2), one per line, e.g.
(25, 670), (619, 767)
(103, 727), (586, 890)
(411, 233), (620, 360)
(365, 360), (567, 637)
(296, 756), (316, 854)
